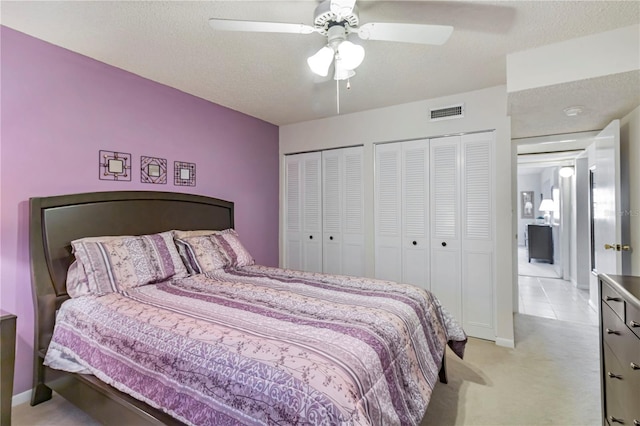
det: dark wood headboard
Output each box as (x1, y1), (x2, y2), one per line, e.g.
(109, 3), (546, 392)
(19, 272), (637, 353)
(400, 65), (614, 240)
(29, 190), (234, 410)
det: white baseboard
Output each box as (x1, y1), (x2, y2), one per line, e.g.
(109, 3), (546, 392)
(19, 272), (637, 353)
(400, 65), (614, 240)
(12, 389), (31, 407)
(495, 337), (515, 348)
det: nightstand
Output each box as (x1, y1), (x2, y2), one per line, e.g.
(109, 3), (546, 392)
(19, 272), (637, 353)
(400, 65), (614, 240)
(1, 311), (17, 426)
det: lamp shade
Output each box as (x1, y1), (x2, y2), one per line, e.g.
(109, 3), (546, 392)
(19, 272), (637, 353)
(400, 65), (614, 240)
(539, 199), (554, 212)
(559, 166), (574, 177)
(307, 46), (334, 77)
(337, 41), (365, 70)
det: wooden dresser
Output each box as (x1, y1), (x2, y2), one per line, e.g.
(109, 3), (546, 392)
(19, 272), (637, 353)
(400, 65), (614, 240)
(598, 274), (640, 426)
(527, 224), (553, 263)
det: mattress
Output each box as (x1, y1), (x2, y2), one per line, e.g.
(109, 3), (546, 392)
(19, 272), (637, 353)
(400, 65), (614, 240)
(45, 265), (466, 425)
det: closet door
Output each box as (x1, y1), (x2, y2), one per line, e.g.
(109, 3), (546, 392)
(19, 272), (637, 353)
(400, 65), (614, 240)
(285, 152), (322, 273)
(430, 132), (495, 339)
(301, 152), (323, 273)
(284, 155), (303, 270)
(322, 149), (342, 274)
(375, 143), (402, 282)
(430, 136), (462, 322)
(341, 147), (365, 276)
(461, 131), (495, 340)
(401, 140), (429, 290)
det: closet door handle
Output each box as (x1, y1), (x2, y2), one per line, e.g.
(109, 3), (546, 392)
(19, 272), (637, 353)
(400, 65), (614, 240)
(606, 328), (620, 335)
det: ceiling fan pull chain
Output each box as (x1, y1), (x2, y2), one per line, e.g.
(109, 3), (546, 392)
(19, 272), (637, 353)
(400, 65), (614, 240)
(336, 78), (340, 115)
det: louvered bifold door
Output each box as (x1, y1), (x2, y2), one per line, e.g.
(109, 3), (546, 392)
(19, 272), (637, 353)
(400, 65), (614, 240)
(302, 152), (323, 273)
(461, 131), (495, 340)
(430, 136), (462, 322)
(375, 143), (403, 282)
(401, 140), (430, 290)
(322, 149), (342, 274)
(285, 155), (303, 270)
(341, 147), (365, 277)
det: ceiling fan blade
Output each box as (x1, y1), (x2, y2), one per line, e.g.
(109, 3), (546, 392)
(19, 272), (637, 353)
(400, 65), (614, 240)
(209, 19), (316, 35)
(356, 23), (453, 45)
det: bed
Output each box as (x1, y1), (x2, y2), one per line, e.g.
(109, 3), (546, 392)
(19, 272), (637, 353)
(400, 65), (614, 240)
(29, 190), (466, 425)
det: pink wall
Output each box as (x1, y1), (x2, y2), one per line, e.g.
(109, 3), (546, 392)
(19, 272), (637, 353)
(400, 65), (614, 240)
(0, 27), (279, 395)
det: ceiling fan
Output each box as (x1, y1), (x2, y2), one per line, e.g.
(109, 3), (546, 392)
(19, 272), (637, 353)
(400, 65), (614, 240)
(209, 0), (454, 82)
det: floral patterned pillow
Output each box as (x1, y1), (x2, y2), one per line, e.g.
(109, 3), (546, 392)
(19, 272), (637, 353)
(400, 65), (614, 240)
(209, 229), (255, 267)
(173, 229), (254, 270)
(65, 260), (92, 298)
(174, 235), (229, 274)
(71, 231), (188, 295)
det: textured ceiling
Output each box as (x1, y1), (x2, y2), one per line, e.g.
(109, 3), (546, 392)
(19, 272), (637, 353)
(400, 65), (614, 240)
(2, 1), (639, 137)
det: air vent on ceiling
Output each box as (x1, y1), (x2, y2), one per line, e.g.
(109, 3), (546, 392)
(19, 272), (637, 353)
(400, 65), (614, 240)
(430, 103), (464, 121)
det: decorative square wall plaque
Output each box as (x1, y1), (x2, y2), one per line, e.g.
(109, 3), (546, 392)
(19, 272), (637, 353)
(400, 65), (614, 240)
(141, 156), (167, 184)
(174, 161), (196, 186)
(99, 150), (131, 181)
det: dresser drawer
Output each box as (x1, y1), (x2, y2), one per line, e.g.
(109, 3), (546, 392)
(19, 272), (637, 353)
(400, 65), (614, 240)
(602, 303), (639, 369)
(603, 343), (640, 425)
(627, 301), (640, 339)
(602, 282), (626, 321)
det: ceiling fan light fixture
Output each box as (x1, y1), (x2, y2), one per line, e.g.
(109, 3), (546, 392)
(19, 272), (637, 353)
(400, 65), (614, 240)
(334, 61), (355, 80)
(307, 45), (334, 77)
(337, 40), (365, 70)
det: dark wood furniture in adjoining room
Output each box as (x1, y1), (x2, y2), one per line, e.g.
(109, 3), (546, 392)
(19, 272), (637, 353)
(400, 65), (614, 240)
(1, 311), (17, 426)
(527, 224), (553, 263)
(598, 274), (640, 426)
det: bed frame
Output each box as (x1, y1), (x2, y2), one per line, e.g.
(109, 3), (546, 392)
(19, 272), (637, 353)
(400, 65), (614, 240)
(29, 190), (447, 425)
(29, 191), (234, 425)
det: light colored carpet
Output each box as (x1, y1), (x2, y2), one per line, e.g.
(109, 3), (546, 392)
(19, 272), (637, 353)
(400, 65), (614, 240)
(423, 314), (600, 425)
(12, 314), (600, 426)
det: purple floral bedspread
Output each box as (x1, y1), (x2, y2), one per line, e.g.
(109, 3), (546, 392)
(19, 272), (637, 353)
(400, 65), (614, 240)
(46, 265), (467, 425)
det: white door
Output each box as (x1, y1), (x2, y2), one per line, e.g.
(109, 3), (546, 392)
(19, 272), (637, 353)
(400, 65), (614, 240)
(341, 147), (365, 276)
(322, 149), (342, 274)
(375, 143), (403, 282)
(430, 136), (462, 322)
(594, 120), (629, 275)
(401, 140), (429, 290)
(302, 153), (323, 273)
(322, 147), (365, 276)
(284, 156), (303, 270)
(430, 132), (495, 338)
(461, 132), (495, 340)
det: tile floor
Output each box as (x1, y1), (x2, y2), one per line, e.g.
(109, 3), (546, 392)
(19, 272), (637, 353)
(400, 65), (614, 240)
(517, 247), (598, 326)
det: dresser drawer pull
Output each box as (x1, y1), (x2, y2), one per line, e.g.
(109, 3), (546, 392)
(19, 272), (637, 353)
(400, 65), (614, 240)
(609, 416), (625, 424)
(607, 372), (623, 379)
(606, 296), (622, 302)
(606, 328), (621, 335)
(632, 363), (640, 371)
(633, 420), (639, 426)
(630, 321), (640, 328)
